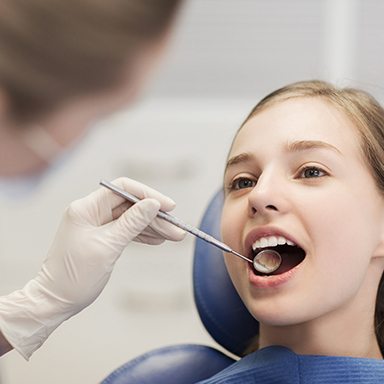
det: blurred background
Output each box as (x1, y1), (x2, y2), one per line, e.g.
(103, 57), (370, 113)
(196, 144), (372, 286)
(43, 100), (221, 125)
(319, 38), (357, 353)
(0, 0), (383, 382)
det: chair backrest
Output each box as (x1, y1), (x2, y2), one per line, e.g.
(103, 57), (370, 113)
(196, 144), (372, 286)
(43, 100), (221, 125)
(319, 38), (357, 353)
(193, 189), (259, 357)
(101, 344), (235, 384)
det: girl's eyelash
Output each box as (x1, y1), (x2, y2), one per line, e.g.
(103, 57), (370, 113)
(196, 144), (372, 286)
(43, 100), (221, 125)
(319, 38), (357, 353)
(298, 165), (328, 178)
(227, 176), (256, 191)
(226, 166), (327, 192)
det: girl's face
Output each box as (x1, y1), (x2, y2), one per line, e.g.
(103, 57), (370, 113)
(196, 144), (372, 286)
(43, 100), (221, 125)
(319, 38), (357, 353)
(222, 97), (384, 329)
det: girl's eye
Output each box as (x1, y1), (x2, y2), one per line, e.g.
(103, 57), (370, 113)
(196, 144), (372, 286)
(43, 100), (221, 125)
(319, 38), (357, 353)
(299, 166), (327, 179)
(229, 177), (256, 191)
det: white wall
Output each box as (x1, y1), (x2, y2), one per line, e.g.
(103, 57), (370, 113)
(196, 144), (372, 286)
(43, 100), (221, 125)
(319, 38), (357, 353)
(1, 0), (383, 382)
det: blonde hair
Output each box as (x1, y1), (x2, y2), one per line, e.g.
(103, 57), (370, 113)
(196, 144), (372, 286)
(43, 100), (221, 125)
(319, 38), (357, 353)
(0, 0), (182, 122)
(239, 80), (384, 356)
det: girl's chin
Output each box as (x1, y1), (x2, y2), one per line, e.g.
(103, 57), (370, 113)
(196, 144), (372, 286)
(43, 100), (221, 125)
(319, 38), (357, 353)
(245, 304), (312, 327)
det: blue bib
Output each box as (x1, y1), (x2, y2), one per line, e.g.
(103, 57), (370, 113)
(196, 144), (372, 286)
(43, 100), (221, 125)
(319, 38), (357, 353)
(198, 346), (384, 383)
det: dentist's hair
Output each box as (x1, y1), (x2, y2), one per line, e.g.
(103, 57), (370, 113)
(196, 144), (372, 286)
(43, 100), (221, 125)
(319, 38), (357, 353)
(239, 79), (384, 355)
(0, 0), (182, 123)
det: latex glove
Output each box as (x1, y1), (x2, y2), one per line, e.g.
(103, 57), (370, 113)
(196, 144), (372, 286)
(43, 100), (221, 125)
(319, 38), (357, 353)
(0, 177), (185, 360)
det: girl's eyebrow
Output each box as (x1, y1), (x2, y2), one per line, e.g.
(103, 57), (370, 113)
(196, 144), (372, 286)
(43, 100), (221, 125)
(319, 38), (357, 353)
(286, 140), (342, 155)
(225, 153), (253, 172)
(225, 140), (341, 173)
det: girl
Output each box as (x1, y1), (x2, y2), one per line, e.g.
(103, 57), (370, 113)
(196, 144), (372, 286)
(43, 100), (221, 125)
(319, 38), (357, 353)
(201, 80), (384, 382)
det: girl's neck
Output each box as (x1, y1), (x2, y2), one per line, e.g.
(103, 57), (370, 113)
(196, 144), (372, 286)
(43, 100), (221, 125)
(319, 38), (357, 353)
(259, 319), (382, 359)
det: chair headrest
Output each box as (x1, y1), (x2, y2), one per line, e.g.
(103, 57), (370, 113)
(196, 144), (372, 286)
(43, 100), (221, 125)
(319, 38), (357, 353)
(193, 190), (259, 357)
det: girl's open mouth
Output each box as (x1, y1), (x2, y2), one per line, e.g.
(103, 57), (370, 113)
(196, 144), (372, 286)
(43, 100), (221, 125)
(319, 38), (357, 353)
(250, 236), (306, 276)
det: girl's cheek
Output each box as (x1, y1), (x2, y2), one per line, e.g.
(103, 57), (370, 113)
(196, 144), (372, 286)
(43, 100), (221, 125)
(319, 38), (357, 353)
(221, 208), (232, 243)
(221, 206), (242, 246)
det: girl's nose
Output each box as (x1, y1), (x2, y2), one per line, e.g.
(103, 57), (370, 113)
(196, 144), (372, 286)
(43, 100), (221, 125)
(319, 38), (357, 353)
(247, 172), (287, 218)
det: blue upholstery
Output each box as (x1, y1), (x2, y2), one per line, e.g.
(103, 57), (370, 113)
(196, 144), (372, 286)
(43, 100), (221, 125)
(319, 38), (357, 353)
(101, 191), (257, 383)
(101, 345), (235, 384)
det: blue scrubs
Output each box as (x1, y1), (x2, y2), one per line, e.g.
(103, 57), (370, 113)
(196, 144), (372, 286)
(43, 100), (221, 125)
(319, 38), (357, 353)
(197, 346), (384, 383)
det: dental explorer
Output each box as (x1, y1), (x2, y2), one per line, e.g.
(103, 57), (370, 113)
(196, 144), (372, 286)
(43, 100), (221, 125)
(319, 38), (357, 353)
(99, 180), (282, 274)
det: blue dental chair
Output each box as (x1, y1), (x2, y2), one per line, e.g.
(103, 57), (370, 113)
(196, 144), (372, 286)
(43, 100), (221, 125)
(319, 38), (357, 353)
(101, 190), (259, 384)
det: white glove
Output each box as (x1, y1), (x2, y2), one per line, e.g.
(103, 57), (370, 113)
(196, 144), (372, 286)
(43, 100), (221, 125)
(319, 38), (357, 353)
(0, 177), (185, 360)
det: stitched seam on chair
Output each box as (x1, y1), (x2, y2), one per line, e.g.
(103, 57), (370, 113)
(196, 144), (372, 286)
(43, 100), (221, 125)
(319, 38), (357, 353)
(297, 352), (302, 384)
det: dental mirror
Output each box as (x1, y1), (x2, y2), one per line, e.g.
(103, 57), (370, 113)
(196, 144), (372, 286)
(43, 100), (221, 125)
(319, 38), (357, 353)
(252, 249), (282, 274)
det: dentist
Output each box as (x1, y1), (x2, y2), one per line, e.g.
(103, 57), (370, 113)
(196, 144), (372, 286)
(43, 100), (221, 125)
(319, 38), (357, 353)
(0, 0), (184, 360)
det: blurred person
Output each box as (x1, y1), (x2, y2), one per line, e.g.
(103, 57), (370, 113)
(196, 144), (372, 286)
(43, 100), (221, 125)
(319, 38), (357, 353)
(0, 0), (185, 360)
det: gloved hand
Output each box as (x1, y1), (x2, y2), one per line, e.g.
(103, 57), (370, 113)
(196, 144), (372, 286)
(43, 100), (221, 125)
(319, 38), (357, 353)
(0, 177), (185, 360)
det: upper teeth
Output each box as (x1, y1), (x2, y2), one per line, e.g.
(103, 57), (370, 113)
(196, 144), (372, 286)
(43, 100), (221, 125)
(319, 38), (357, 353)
(252, 235), (295, 251)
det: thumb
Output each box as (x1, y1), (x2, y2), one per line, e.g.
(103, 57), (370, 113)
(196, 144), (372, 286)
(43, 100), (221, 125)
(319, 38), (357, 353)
(112, 198), (161, 245)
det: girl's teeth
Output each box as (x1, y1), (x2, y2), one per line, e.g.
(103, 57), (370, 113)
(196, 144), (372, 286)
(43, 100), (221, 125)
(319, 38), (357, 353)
(260, 238), (269, 248)
(252, 235), (296, 250)
(269, 236), (278, 246)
